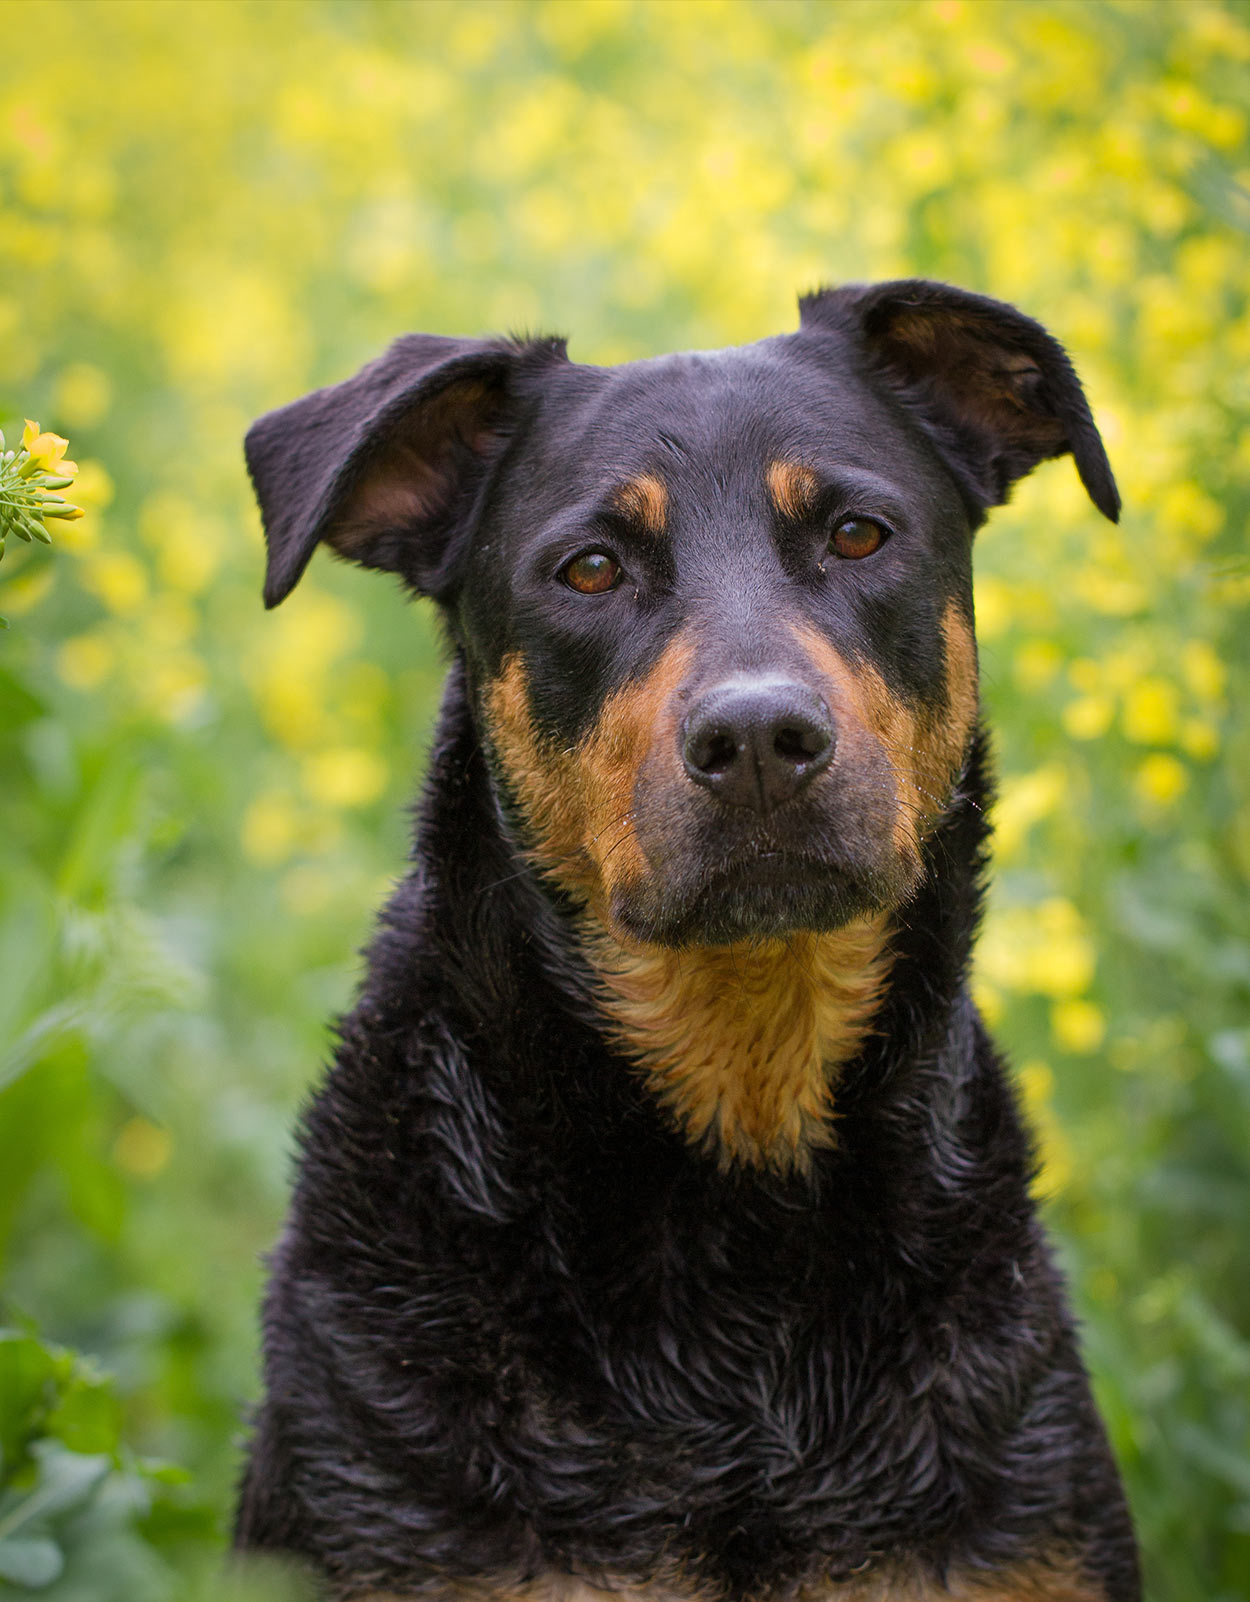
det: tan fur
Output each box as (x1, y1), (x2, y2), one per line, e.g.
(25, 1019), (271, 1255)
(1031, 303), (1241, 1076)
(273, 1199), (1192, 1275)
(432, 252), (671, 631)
(589, 916), (893, 1172)
(354, 1552), (1103, 1602)
(793, 600), (977, 862)
(816, 1556), (1102, 1600)
(766, 459), (821, 522)
(611, 472), (669, 536)
(484, 637), (696, 909)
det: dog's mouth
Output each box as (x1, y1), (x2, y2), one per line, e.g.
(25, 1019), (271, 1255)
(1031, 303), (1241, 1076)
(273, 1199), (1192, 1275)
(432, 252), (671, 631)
(598, 744), (928, 947)
(603, 837), (913, 949)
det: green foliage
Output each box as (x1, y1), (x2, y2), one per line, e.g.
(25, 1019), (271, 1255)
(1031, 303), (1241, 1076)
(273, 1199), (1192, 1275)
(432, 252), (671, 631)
(0, 1328), (208, 1598)
(0, 423), (82, 626)
(1, 1), (1248, 1597)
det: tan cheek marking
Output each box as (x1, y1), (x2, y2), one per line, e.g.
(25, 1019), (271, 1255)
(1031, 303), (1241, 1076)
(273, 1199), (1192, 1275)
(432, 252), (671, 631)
(484, 636), (696, 911)
(485, 655), (595, 896)
(612, 472), (669, 536)
(766, 459), (821, 522)
(934, 598), (979, 774)
(792, 604), (978, 862)
(901, 600), (979, 829)
(790, 623), (924, 862)
(590, 916), (893, 1174)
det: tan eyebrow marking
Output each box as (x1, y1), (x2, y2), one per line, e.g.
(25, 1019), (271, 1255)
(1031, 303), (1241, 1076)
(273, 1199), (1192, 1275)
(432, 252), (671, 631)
(610, 473), (669, 536)
(766, 459), (822, 521)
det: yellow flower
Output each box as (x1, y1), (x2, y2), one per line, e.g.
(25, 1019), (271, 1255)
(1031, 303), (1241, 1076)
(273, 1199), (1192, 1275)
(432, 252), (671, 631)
(1016, 1060), (1073, 1199)
(21, 419), (78, 476)
(242, 790), (300, 865)
(113, 1117), (173, 1179)
(1135, 753), (1189, 808)
(1063, 694), (1114, 741)
(57, 631), (116, 690)
(1052, 999), (1107, 1054)
(303, 746), (389, 809)
(1122, 678), (1180, 745)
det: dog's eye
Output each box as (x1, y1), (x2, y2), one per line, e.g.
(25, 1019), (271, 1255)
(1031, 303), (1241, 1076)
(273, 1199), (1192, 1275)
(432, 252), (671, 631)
(561, 551), (623, 594)
(828, 518), (888, 560)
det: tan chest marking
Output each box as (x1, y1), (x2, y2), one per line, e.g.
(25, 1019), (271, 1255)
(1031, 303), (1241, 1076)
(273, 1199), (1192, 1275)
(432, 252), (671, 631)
(589, 916), (893, 1173)
(355, 1553), (1104, 1601)
(804, 1555), (1104, 1600)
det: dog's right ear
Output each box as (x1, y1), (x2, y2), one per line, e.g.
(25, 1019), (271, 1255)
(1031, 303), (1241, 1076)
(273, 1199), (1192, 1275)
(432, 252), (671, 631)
(246, 334), (567, 607)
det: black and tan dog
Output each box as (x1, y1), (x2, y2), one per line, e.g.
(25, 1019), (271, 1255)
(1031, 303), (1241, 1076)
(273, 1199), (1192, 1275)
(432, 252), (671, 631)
(236, 281), (1140, 1602)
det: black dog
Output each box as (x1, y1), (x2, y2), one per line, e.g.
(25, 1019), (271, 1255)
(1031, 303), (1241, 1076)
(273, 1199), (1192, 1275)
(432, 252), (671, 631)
(237, 280), (1140, 1602)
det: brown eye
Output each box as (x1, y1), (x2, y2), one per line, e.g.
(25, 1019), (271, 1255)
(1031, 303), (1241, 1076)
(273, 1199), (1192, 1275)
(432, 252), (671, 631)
(562, 551), (622, 594)
(829, 518), (887, 560)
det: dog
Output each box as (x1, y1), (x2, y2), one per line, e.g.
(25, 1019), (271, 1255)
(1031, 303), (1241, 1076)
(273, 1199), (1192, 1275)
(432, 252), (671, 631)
(235, 280), (1141, 1602)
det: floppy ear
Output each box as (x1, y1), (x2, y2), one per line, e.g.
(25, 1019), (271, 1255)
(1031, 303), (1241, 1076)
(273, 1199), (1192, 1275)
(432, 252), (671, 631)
(799, 279), (1119, 523)
(246, 333), (567, 606)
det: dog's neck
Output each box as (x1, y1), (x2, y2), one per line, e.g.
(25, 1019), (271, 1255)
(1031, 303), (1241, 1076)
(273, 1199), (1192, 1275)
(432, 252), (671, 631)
(583, 917), (895, 1174)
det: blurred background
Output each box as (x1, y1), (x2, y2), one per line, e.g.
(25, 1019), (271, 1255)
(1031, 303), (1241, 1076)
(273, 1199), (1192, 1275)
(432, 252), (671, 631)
(1, 1), (1247, 1597)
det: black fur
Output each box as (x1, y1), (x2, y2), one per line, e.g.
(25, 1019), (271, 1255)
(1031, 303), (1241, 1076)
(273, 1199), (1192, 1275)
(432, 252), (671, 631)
(237, 282), (1140, 1601)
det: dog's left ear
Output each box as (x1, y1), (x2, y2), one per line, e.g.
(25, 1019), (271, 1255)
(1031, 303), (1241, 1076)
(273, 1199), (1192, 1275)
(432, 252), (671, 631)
(800, 279), (1119, 523)
(247, 333), (567, 607)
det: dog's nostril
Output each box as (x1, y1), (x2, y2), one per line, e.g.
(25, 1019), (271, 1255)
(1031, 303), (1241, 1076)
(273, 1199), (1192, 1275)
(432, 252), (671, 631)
(693, 731), (738, 775)
(774, 723), (827, 764)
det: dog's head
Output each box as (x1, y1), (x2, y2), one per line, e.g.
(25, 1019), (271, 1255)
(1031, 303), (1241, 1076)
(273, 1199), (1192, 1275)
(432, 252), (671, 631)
(248, 281), (1117, 950)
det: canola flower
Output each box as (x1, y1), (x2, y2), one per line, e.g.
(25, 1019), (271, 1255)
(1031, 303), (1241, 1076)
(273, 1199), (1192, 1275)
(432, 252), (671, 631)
(0, 419), (82, 625)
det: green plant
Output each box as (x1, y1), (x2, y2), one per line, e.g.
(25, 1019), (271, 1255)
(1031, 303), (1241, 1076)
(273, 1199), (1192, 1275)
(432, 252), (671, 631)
(0, 425), (81, 628)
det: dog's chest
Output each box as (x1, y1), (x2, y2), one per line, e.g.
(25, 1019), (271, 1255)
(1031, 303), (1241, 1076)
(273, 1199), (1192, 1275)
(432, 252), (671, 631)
(507, 1214), (958, 1557)
(356, 1558), (1102, 1602)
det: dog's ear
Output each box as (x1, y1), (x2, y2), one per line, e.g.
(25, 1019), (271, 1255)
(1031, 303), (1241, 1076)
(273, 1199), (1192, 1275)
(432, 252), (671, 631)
(246, 334), (567, 607)
(799, 280), (1119, 523)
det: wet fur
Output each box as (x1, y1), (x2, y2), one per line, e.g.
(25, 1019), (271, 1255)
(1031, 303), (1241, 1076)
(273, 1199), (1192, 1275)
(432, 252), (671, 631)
(236, 282), (1140, 1601)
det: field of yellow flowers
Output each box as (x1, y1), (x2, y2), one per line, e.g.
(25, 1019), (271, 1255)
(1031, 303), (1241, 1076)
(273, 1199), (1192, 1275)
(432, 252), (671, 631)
(1, 1), (1247, 1596)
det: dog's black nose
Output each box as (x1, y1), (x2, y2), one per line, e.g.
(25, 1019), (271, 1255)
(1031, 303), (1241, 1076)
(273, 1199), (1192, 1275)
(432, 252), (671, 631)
(682, 676), (835, 813)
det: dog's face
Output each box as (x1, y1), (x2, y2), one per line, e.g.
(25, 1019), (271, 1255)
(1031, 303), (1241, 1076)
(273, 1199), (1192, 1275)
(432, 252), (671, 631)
(465, 345), (978, 945)
(247, 281), (1117, 951)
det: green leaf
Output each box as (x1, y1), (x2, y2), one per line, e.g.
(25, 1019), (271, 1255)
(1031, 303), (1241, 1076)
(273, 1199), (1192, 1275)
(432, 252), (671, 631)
(0, 1534), (64, 1587)
(43, 1369), (121, 1458)
(0, 1333), (59, 1474)
(0, 1444), (110, 1539)
(0, 668), (47, 731)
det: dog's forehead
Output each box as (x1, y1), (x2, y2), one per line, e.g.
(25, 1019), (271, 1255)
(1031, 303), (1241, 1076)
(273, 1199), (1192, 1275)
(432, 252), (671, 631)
(516, 334), (934, 496)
